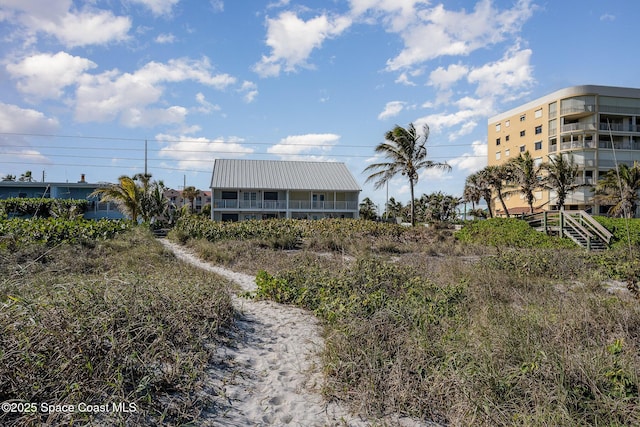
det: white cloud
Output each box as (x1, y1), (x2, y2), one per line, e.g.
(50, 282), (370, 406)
(0, 102), (59, 133)
(156, 134), (254, 170)
(449, 140), (487, 172)
(74, 57), (236, 126)
(0, 102), (58, 163)
(428, 63), (469, 90)
(193, 93), (220, 114)
(267, 133), (340, 158)
(6, 51), (97, 99)
(378, 101), (405, 120)
(600, 13), (615, 22)
(374, 0), (535, 70)
(155, 33), (176, 44)
(239, 81), (258, 103)
(0, 1), (131, 47)
(130, 0), (180, 16)
(254, 11), (352, 77)
(467, 47), (534, 100)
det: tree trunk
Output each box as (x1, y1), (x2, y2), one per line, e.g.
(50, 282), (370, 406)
(410, 180), (415, 226)
(497, 191), (510, 218)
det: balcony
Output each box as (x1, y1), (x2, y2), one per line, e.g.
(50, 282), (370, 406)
(560, 104), (595, 117)
(559, 140), (596, 150)
(599, 123), (640, 133)
(560, 123), (597, 133)
(213, 199), (358, 211)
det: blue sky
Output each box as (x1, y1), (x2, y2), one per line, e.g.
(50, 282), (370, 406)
(1, 0), (638, 211)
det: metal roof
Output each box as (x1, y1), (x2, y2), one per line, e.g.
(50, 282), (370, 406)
(210, 159), (361, 191)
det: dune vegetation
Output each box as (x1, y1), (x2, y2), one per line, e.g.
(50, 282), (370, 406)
(1, 216), (639, 426)
(172, 216), (640, 426)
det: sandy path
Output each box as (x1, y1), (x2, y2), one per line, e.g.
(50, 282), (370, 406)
(159, 240), (370, 426)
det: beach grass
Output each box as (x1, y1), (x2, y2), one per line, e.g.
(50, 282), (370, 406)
(0, 227), (235, 426)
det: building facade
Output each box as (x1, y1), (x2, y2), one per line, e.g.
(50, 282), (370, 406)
(209, 159), (361, 221)
(164, 189), (212, 214)
(488, 85), (640, 215)
(0, 179), (124, 219)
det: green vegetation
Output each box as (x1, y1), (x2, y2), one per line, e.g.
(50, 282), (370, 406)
(0, 226), (234, 426)
(3, 214), (638, 426)
(454, 217), (577, 249)
(0, 198), (88, 218)
(0, 218), (131, 248)
(175, 217), (639, 426)
(595, 216), (640, 248)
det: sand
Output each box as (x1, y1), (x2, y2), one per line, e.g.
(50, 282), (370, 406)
(160, 239), (431, 427)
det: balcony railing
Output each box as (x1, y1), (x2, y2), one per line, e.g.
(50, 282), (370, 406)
(560, 123), (596, 133)
(560, 105), (595, 115)
(559, 140), (596, 150)
(213, 199), (358, 211)
(599, 123), (640, 132)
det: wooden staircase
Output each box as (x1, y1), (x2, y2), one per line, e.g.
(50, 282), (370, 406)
(523, 210), (613, 251)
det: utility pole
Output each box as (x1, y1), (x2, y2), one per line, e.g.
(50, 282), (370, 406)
(144, 139), (148, 176)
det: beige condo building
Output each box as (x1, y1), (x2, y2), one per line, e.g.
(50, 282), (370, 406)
(487, 85), (640, 216)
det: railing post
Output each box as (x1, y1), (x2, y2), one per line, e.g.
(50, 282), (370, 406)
(559, 211), (564, 238)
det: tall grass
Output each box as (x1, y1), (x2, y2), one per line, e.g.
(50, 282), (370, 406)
(0, 227), (234, 426)
(177, 218), (639, 425)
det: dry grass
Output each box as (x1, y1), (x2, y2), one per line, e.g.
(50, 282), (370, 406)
(178, 218), (640, 426)
(0, 227), (235, 426)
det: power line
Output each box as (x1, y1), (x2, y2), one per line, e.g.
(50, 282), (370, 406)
(0, 131), (479, 150)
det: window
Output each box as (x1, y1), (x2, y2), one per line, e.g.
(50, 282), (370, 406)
(264, 191), (278, 200)
(496, 151), (501, 160)
(506, 120), (510, 127)
(506, 135), (510, 142)
(496, 137), (501, 146)
(505, 149), (510, 157)
(221, 191), (237, 199)
(520, 130), (526, 137)
(534, 141), (542, 150)
(535, 108), (543, 118)
(520, 145), (526, 153)
(520, 114), (526, 122)
(495, 123), (501, 132)
(535, 125), (542, 134)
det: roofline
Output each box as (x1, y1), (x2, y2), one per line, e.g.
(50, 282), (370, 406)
(0, 181), (109, 187)
(488, 84), (640, 124)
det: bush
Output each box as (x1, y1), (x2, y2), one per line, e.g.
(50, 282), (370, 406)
(455, 217), (576, 249)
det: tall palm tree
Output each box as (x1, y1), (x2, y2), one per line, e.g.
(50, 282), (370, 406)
(485, 164), (512, 217)
(505, 151), (542, 214)
(90, 175), (143, 221)
(384, 197), (404, 221)
(593, 161), (640, 218)
(464, 169), (494, 218)
(364, 123), (451, 226)
(540, 154), (580, 211)
(181, 186), (200, 213)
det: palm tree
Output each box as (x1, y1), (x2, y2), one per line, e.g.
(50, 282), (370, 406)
(594, 161), (640, 218)
(18, 170), (33, 182)
(484, 164), (512, 217)
(181, 186), (200, 213)
(364, 123), (451, 226)
(540, 154), (580, 210)
(90, 175), (143, 222)
(2, 174), (16, 181)
(505, 151), (542, 214)
(464, 169), (494, 218)
(384, 197), (404, 221)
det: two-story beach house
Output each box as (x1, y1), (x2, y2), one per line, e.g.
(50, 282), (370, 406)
(209, 159), (361, 221)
